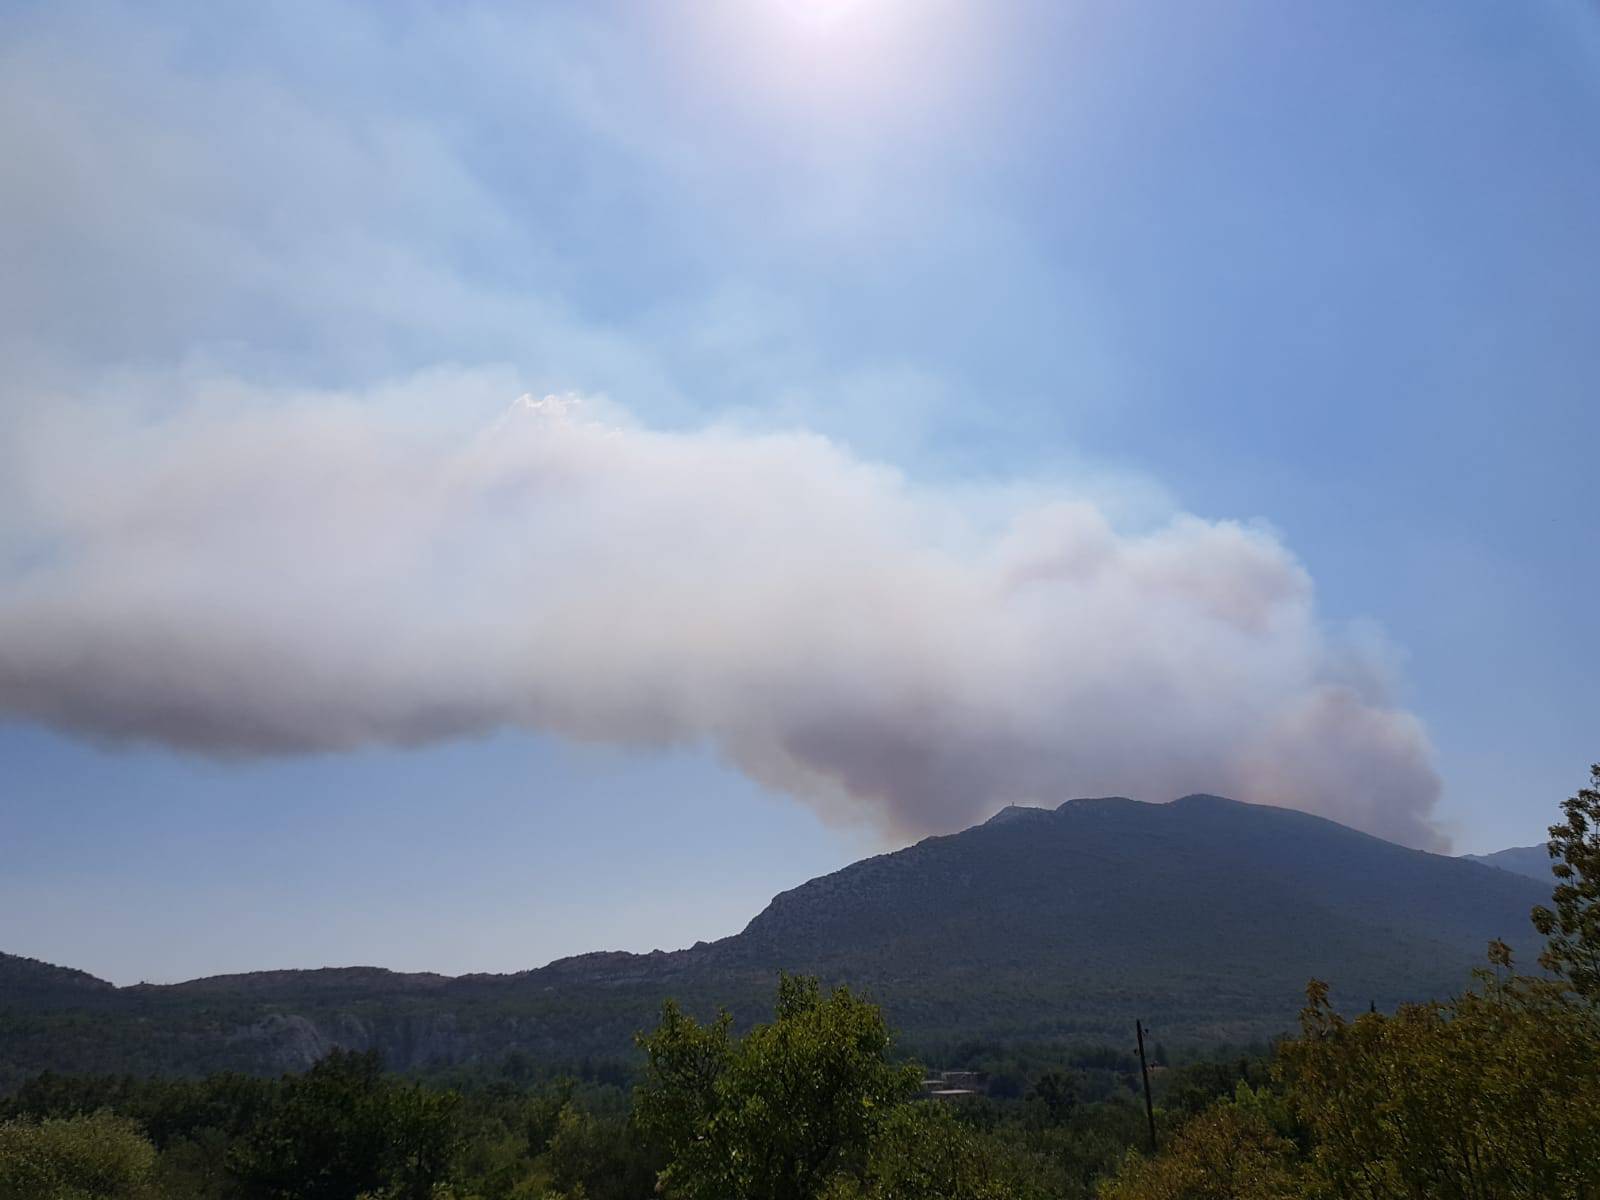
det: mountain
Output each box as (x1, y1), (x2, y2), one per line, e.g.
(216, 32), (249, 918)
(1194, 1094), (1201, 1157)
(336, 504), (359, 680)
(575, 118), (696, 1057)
(0, 794), (1554, 1089)
(1462, 844), (1553, 882)
(0, 953), (116, 1005)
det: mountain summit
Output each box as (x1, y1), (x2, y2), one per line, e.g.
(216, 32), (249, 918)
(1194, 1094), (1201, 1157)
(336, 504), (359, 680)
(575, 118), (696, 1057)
(1, 795), (1553, 1085)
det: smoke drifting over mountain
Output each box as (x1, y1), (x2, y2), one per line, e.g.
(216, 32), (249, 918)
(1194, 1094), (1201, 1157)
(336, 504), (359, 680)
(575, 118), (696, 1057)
(0, 383), (1443, 848)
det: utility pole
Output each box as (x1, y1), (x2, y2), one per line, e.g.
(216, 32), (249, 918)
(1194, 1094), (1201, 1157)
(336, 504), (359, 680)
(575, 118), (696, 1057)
(1135, 1019), (1157, 1152)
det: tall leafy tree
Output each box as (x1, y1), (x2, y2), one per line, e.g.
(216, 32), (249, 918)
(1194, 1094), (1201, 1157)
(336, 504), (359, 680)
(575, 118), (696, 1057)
(543, 1101), (661, 1200)
(1027, 1071), (1078, 1126)
(823, 1102), (1010, 1200)
(636, 975), (920, 1200)
(227, 1050), (460, 1200)
(1532, 763), (1600, 1000)
(632, 998), (733, 1192)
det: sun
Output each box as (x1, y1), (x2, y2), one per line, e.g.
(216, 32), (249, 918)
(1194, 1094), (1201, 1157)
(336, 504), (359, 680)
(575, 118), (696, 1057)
(767, 0), (879, 36)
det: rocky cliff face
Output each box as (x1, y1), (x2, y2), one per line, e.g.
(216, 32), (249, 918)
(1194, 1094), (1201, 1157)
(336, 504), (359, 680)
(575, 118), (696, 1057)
(227, 1010), (477, 1072)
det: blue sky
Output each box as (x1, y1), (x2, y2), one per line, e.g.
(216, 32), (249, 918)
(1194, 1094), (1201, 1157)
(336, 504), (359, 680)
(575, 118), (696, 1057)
(2, 0), (1597, 985)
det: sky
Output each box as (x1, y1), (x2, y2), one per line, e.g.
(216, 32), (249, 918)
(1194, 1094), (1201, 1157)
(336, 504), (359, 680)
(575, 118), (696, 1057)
(2, 0), (1597, 986)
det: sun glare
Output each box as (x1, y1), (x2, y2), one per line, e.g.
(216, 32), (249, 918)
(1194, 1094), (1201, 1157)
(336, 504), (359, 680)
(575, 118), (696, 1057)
(770, 0), (873, 35)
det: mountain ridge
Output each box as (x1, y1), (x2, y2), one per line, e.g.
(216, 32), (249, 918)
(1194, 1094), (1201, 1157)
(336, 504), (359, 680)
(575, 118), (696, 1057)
(1, 794), (1555, 1089)
(1461, 844), (1553, 882)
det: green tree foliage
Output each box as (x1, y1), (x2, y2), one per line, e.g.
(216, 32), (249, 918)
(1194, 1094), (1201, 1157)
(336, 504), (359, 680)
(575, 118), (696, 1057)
(1027, 1071), (1078, 1125)
(1099, 765), (1600, 1200)
(1159, 1058), (1272, 1120)
(0, 1111), (158, 1200)
(228, 1049), (461, 1200)
(1279, 960), (1600, 1199)
(822, 1102), (1011, 1200)
(520, 1077), (575, 1160)
(0, 1071), (275, 1148)
(635, 975), (921, 1200)
(630, 999), (731, 1186)
(1096, 1100), (1300, 1200)
(542, 1101), (659, 1200)
(1100, 956), (1600, 1199)
(385, 1083), (464, 1200)
(427, 1076), (604, 1200)
(1532, 763), (1600, 999)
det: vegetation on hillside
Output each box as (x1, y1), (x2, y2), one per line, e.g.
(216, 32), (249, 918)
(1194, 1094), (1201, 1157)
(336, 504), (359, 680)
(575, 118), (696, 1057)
(1100, 764), (1600, 1199)
(0, 794), (1554, 1090)
(2, 765), (1595, 1198)
(0, 983), (1190, 1199)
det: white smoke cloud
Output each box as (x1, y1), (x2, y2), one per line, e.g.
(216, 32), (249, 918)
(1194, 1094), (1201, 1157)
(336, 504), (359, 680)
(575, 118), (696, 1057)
(0, 374), (1443, 848)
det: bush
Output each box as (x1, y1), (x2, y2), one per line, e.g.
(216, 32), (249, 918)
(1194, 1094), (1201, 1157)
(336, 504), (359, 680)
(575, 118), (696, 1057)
(1096, 1101), (1299, 1200)
(0, 1111), (157, 1200)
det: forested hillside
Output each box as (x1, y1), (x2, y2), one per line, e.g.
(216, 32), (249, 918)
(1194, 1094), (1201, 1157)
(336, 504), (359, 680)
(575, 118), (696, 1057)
(1, 795), (1551, 1088)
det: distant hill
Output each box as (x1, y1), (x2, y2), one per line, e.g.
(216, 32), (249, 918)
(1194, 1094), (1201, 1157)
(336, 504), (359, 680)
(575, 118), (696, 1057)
(0, 953), (116, 1005)
(0, 794), (1553, 1089)
(1461, 844), (1554, 882)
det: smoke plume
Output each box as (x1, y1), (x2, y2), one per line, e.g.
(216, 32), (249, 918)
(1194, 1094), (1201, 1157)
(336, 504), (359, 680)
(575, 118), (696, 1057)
(0, 383), (1443, 848)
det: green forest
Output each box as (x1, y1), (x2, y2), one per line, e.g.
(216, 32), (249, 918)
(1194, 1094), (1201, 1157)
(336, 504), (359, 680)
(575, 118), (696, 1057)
(4, 766), (1598, 1200)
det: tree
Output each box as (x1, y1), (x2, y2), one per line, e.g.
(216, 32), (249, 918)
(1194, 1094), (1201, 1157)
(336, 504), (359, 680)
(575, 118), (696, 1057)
(543, 1102), (660, 1200)
(1096, 1101), (1301, 1200)
(228, 1050), (461, 1200)
(1276, 965), (1600, 1199)
(635, 975), (920, 1200)
(631, 999), (732, 1195)
(1098, 933), (1600, 1198)
(1532, 763), (1600, 1000)
(386, 1083), (464, 1200)
(0, 1111), (157, 1200)
(823, 1102), (1008, 1200)
(1028, 1071), (1078, 1125)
